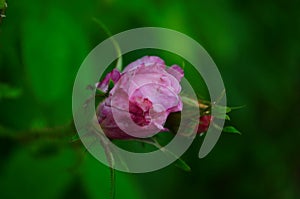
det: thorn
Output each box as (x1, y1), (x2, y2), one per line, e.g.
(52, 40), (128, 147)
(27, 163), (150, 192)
(0, 14), (6, 18)
(5, 2), (8, 8)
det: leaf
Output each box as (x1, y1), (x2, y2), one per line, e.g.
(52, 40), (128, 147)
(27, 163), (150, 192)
(70, 134), (80, 142)
(226, 107), (232, 113)
(222, 126), (241, 135)
(214, 113), (230, 120)
(225, 114), (230, 120)
(0, 83), (22, 100)
(108, 79), (115, 91)
(213, 105), (232, 114)
(181, 61), (186, 70)
(230, 105), (246, 110)
(174, 158), (191, 172)
(94, 93), (108, 107)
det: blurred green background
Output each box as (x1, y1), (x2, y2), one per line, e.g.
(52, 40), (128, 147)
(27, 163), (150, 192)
(0, 0), (299, 198)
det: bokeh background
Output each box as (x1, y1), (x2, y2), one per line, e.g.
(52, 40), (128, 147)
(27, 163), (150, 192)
(0, 0), (299, 198)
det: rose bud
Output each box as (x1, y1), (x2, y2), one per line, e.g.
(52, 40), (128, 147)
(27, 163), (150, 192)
(197, 115), (213, 135)
(96, 56), (184, 139)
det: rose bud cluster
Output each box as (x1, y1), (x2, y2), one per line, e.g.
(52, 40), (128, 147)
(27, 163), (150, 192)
(96, 56), (184, 139)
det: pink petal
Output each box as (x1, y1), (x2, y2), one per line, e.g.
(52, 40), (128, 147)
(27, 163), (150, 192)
(96, 69), (121, 93)
(167, 65), (184, 81)
(123, 56), (165, 73)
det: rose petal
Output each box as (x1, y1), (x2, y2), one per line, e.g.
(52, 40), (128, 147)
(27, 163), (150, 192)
(125, 63), (182, 95)
(167, 65), (184, 81)
(97, 97), (134, 139)
(96, 69), (121, 93)
(123, 56), (165, 73)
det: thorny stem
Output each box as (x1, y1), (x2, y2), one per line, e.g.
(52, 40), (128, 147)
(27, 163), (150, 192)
(0, 121), (75, 143)
(97, 132), (116, 199)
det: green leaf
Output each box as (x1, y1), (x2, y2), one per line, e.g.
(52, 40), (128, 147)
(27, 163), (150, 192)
(174, 158), (191, 172)
(226, 107), (232, 113)
(214, 113), (230, 120)
(181, 61), (186, 70)
(0, 83), (22, 100)
(108, 79), (115, 91)
(222, 126), (241, 135)
(70, 134), (80, 142)
(230, 105), (246, 110)
(214, 105), (232, 114)
(94, 92), (108, 107)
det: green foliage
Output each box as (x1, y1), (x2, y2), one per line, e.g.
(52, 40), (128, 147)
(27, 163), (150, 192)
(222, 126), (241, 135)
(0, 83), (22, 100)
(174, 157), (191, 172)
(0, 0), (6, 9)
(214, 105), (232, 114)
(22, 6), (88, 104)
(0, 148), (74, 199)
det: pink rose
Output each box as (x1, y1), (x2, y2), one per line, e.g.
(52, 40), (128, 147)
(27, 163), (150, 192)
(96, 56), (184, 139)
